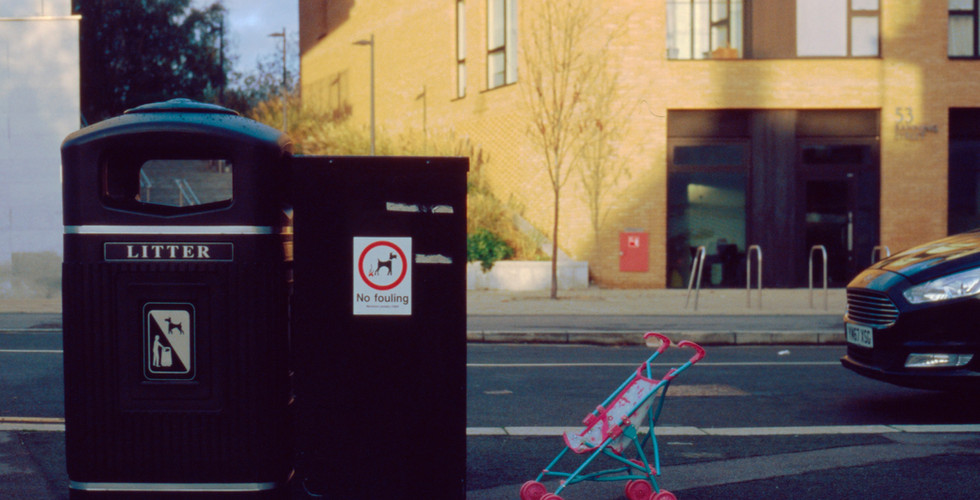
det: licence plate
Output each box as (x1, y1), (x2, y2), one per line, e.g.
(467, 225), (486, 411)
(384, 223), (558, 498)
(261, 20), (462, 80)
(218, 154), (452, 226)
(846, 323), (874, 348)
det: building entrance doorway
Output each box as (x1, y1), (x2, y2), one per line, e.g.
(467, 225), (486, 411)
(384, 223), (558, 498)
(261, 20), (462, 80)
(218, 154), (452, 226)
(799, 143), (879, 287)
(667, 110), (879, 289)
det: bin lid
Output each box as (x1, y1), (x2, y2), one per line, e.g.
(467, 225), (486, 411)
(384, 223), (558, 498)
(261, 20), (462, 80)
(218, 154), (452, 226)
(125, 98), (239, 116)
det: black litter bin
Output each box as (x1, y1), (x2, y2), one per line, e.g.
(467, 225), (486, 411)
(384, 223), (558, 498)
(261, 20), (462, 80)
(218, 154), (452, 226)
(61, 99), (292, 498)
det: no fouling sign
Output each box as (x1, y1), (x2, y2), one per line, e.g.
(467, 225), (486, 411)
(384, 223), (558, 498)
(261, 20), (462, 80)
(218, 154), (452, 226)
(353, 237), (412, 316)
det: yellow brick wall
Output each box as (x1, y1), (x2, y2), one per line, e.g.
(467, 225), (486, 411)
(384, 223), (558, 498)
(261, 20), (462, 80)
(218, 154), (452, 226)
(301, 0), (980, 288)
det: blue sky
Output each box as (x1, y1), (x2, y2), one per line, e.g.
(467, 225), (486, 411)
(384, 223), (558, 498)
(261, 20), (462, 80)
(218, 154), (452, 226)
(196, 0), (299, 77)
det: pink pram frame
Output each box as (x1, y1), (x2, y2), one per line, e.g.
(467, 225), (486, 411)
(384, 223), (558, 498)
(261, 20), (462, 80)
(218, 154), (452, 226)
(520, 333), (705, 500)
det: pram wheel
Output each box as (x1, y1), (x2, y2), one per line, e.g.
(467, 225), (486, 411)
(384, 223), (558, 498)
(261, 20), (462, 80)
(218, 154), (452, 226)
(541, 494), (564, 500)
(625, 479), (653, 500)
(520, 480), (548, 500)
(652, 490), (677, 500)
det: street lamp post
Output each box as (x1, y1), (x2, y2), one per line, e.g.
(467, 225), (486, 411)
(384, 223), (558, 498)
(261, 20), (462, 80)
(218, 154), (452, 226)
(353, 34), (376, 155)
(268, 28), (288, 132)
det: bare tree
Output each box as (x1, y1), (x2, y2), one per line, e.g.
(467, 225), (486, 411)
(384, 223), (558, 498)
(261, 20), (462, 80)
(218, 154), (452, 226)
(522, 0), (624, 298)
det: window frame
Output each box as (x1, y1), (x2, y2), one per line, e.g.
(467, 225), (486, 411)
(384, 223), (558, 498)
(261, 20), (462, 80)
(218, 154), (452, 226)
(667, 0), (881, 60)
(667, 0), (743, 60)
(486, 0), (517, 89)
(457, 0), (467, 98)
(848, 0), (880, 57)
(950, 0), (980, 58)
(796, 0), (880, 58)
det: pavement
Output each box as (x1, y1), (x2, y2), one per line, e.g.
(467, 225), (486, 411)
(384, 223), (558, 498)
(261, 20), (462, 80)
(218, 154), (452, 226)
(0, 287), (847, 345)
(467, 287), (846, 345)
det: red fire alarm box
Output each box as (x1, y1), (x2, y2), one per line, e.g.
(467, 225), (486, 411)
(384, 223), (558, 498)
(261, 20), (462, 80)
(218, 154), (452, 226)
(620, 231), (648, 272)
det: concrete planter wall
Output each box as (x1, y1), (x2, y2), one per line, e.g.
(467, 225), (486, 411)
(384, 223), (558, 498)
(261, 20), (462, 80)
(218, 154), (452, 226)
(467, 261), (589, 290)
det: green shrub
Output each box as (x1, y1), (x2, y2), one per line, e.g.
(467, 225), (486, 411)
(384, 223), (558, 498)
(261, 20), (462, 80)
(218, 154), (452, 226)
(466, 152), (547, 262)
(467, 229), (514, 272)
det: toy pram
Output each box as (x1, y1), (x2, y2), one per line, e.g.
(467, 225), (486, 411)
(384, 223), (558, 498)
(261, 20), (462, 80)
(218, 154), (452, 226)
(520, 333), (705, 500)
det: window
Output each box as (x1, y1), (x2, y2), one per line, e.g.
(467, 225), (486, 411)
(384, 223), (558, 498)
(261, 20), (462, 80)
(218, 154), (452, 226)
(797, 0), (879, 57)
(487, 0), (517, 88)
(669, 0), (879, 59)
(801, 144), (873, 165)
(673, 144), (748, 166)
(457, 0), (467, 98)
(950, 0), (979, 57)
(667, 0), (744, 59)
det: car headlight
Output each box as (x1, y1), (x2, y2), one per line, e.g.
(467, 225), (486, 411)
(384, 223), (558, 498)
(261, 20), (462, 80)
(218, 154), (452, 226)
(903, 267), (980, 304)
(905, 353), (974, 368)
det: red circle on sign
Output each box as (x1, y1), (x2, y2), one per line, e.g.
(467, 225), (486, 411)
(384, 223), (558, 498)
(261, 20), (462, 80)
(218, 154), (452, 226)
(358, 240), (408, 291)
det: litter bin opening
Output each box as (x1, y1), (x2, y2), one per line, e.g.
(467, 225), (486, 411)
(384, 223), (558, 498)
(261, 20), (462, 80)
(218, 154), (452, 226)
(103, 152), (234, 215)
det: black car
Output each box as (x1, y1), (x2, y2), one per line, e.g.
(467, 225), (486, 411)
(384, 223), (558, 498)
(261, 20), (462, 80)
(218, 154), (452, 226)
(841, 230), (980, 390)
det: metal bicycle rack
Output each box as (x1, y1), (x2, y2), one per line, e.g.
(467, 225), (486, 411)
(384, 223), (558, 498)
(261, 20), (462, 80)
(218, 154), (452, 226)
(809, 245), (828, 311)
(871, 245), (891, 264)
(685, 246), (706, 310)
(746, 245), (762, 309)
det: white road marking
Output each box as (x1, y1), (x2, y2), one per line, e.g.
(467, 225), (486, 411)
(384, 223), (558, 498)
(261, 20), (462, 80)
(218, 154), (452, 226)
(466, 424), (980, 437)
(0, 329), (61, 334)
(467, 361), (838, 367)
(4, 417), (978, 436)
(0, 423), (65, 432)
(0, 349), (62, 354)
(0, 417), (66, 432)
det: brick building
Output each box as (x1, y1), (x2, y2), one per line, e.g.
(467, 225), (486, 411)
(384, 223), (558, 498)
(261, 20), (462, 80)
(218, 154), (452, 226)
(299, 0), (980, 288)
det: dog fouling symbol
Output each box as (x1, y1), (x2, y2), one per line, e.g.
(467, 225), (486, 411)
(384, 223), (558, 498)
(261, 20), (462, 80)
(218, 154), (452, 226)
(145, 304), (195, 380)
(357, 240), (408, 291)
(370, 252), (399, 277)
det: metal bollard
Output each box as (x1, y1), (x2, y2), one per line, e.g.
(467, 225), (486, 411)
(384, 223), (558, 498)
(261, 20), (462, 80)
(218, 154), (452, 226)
(685, 246), (706, 310)
(746, 245), (762, 309)
(809, 245), (828, 311)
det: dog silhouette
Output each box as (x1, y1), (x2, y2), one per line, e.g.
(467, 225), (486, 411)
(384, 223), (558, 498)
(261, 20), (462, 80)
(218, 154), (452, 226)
(165, 317), (184, 335)
(376, 252), (398, 276)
